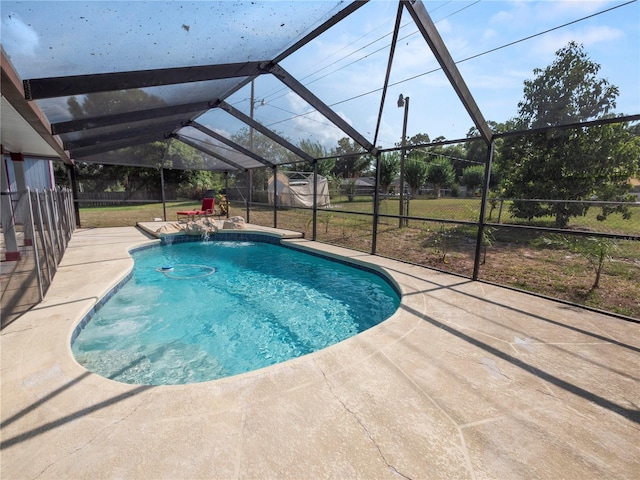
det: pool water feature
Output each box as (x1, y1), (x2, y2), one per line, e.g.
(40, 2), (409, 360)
(72, 240), (400, 385)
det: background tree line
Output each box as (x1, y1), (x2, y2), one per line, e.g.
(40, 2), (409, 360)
(58, 42), (639, 228)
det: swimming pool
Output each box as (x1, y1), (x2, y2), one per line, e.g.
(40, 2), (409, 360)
(71, 239), (400, 385)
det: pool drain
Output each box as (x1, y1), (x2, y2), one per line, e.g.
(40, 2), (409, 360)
(156, 264), (216, 279)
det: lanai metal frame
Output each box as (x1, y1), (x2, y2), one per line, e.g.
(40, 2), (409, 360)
(2, 0), (638, 319)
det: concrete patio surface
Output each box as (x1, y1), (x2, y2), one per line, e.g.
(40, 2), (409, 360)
(1, 225), (638, 479)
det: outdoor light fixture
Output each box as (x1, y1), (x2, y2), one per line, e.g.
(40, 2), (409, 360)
(398, 94), (409, 227)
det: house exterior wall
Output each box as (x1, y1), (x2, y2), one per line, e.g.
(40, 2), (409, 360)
(3, 155), (54, 192)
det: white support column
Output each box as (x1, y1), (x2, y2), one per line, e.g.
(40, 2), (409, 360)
(1, 151), (20, 260)
(10, 152), (33, 247)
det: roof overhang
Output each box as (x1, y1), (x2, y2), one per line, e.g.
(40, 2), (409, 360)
(1, 48), (72, 163)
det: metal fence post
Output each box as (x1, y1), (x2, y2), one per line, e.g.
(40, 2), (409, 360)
(372, 151), (382, 255)
(25, 188), (45, 301)
(312, 161), (318, 241)
(34, 190), (53, 286)
(273, 165), (278, 228)
(43, 190), (60, 269)
(473, 140), (495, 280)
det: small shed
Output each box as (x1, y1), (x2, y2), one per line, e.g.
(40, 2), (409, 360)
(268, 172), (330, 208)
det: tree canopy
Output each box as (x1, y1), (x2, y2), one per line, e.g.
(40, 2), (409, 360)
(66, 90), (225, 197)
(500, 42), (639, 227)
(404, 158), (429, 196)
(331, 137), (371, 178)
(379, 152), (400, 194)
(425, 156), (456, 198)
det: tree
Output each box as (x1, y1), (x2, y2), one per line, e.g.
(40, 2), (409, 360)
(232, 127), (297, 165)
(68, 89), (166, 118)
(543, 234), (619, 290)
(401, 133), (431, 160)
(426, 156), (456, 198)
(518, 42), (618, 128)
(68, 90), (183, 193)
(378, 152), (400, 194)
(404, 158), (429, 196)
(287, 138), (335, 177)
(502, 42), (639, 227)
(231, 127), (297, 193)
(331, 137), (371, 179)
(461, 165), (485, 195)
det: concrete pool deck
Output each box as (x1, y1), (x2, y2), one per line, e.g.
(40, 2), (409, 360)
(1, 225), (638, 479)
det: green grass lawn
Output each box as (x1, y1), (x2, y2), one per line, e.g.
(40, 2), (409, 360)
(79, 196), (640, 235)
(77, 198), (639, 318)
(79, 201), (207, 228)
(328, 196), (640, 234)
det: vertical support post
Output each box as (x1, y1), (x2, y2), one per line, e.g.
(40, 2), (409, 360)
(373, 1), (405, 148)
(22, 189), (37, 261)
(272, 165), (278, 228)
(34, 190), (52, 286)
(42, 189), (59, 270)
(11, 152), (33, 246)
(399, 96), (409, 228)
(53, 189), (64, 250)
(248, 80), (255, 223)
(10, 152), (27, 189)
(64, 187), (75, 240)
(158, 138), (171, 221)
(246, 170), (252, 222)
(55, 189), (69, 250)
(0, 152), (20, 260)
(68, 164), (81, 227)
(372, 151), (382, 255)
(312, 161), (318, 241)
(25, 188), (44, 301)
(473, 140), (495, 280)
(224, 172), (230, 219)
(47, 189), (63, 260)
(160, 167), (167, 221)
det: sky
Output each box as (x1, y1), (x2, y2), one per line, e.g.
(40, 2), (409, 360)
(272, 0), (640, 150)
(2, 0), (639, 155)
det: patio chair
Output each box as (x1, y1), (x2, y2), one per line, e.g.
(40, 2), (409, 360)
(177, 197), (215, 222)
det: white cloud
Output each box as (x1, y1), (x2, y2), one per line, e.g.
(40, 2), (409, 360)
(531, 25), (624, 56)
(533, 0), (611, 22)
(435, 18), (453, 34)
(286, 92), (349, 148)
(490, 1), (534, 29)
(2, 13), (39, 56)
(490, 0), (611, 28)
(212, 127), (233, 139)
(483, 28), (498, 41)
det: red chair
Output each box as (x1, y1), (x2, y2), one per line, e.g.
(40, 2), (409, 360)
(177, 197), (215, 221)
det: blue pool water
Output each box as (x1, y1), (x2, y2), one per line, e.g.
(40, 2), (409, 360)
(71, 240), (400, 385)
